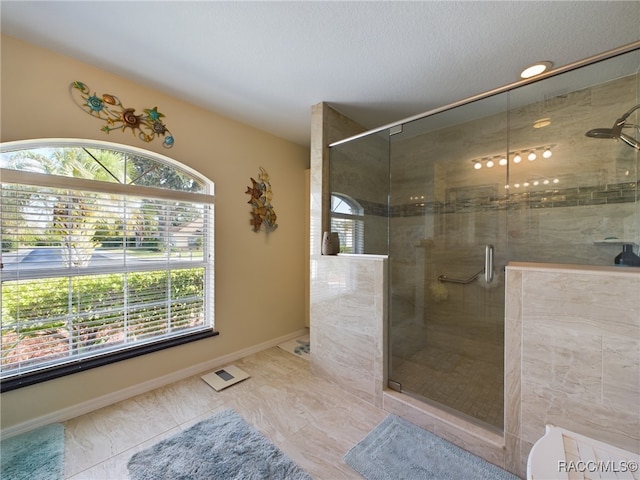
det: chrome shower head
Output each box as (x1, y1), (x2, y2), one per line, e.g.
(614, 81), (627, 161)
(585, 104), (640, 151)
(585, 128), (617, 139)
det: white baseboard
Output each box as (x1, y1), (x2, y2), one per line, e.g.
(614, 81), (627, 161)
(1, 329), (308, 439)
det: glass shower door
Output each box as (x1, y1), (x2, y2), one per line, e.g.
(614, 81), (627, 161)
(388, 93), (509, 430)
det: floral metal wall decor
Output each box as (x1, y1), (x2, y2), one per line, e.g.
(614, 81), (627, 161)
(245, 167), (278, 233)
(70, 81), (175, 148)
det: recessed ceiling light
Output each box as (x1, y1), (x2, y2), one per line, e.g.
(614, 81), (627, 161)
(520, 61), (553, 79)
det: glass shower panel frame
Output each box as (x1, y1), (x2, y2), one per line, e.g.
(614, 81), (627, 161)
(329, 129), (390, 255)
(388, 93), (510, 430)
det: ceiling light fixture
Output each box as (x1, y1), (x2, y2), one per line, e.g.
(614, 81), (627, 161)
(520, 61), (553, 79)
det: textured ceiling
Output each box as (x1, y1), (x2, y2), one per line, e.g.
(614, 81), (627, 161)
(2, 1), (639, 146)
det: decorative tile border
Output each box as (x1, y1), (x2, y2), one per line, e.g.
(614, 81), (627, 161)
(353, 180), (637, 218)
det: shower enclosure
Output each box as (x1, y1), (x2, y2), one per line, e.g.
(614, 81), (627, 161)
(329, 45), (639, 431)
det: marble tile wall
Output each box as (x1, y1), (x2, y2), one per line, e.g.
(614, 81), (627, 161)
(504, 263), (640, 478)
(310, 254), (387, 407)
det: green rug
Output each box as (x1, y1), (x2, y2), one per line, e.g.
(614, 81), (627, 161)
(128, 408), (312, 480)
(344, 414), (518, 480)
(0, 423), (65, 480)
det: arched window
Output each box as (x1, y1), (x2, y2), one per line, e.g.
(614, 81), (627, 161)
(330, 193), (364, 253)
(0, 139), (215, 391)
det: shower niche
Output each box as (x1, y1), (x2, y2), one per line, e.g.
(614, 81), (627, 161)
(328, 45), (639, 431)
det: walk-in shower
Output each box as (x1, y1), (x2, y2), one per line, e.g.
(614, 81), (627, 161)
(328, 45), (639, 431)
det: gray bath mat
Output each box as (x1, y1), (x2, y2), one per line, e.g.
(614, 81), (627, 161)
(344, 414), (518, 480)
(127, 408), (312, 479)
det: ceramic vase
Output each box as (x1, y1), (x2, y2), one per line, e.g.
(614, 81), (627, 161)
(322, 232), (340, 255)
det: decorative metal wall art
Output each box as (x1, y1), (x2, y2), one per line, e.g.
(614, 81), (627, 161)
(70, 81), (174, 148)
(245, 167), (278, 233)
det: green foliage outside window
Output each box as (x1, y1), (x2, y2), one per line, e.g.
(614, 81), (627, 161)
(1, 268), (205, 371)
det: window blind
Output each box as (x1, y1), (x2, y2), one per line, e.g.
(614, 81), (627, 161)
(1, 180), (213, 380)
(330, 214), (364, 254)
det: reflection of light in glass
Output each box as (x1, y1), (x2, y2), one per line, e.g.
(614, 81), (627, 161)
(472, 145), (555, 171)
(533, 118), (551, 129)
(505, 184), (510, 189)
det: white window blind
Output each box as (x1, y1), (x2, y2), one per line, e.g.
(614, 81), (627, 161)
(0, 140), (214, 384)
(330, 194), (364, 254)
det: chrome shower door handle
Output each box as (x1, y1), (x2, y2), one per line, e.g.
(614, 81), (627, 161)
(484, 245), (494, 284)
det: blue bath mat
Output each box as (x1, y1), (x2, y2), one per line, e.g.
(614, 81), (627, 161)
(127, 408), (312, 479)
(344, 414), (518, 480)
(0, 423), (65, 480)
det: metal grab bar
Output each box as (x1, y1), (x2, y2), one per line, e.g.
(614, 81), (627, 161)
(485, 244), (494, 284)
(437, 245), (494, 285)
(437, 269), (484, 284)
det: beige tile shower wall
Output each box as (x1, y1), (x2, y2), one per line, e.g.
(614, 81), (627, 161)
(505, 263), (640, 477)
(310, 255), (387, 407)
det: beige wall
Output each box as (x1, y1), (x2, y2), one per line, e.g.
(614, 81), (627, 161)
(0, 34), (309, 429)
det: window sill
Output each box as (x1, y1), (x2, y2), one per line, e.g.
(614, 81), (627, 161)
(0, 329), (219, 393)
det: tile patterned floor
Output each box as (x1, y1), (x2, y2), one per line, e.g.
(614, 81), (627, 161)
(63, 347), (387, 479)
(390, 317), (504, 429)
